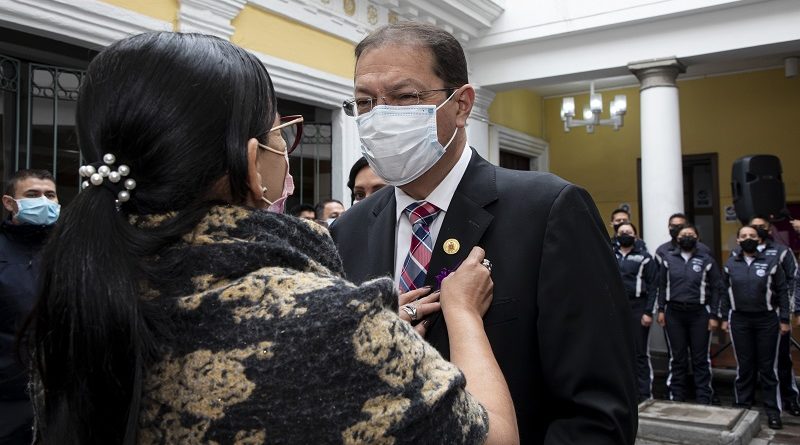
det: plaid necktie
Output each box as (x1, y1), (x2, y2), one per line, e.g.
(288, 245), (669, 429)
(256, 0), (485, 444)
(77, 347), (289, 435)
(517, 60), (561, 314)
(399, 201), (442, 292)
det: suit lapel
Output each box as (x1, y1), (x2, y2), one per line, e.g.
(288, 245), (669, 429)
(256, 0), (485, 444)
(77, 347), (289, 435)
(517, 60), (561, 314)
(424, 149), (498, 357)
(366, 190), (397, 284)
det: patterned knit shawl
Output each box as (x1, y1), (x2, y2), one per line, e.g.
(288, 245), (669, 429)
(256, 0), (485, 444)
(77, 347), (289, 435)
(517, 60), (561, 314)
(135, 206), (488, 444)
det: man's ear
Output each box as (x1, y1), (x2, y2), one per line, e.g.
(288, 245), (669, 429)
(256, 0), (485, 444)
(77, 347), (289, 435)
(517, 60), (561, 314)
(2, 195), (17, 214)
(454, 84), (475, 128)
(245, 138), (264, 206)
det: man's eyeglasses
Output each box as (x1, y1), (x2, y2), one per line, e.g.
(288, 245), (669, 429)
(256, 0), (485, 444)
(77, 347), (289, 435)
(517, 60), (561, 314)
(270, 115), (304, 154)
(342, 88), (455, 117)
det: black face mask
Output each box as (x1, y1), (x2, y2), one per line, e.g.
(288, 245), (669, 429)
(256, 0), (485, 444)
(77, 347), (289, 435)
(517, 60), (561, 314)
(740, 238), (759, 254)
(669, 225), (683, 241)
(753, 227), (770, 241)
(617, 234), (635, 248)
(678, 236), (697, 251)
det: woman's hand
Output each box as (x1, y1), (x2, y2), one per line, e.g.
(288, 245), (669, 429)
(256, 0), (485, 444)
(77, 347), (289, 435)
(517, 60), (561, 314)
(721, 321), (729, 332)
(398, 287), (441, 336)
(657, 312), (666, 327)
(708, 318), (719, 331)
(780, 322), (791, 335)
(440, 247), (494, 319)
(641, 314), (653, 327)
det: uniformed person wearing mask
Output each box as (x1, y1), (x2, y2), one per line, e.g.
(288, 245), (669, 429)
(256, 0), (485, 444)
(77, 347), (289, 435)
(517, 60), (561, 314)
(609, 208), (648, 251)
(654, 213), (712, 265)
(719, 225), (790, 430)
(656, 224), (722, 404)
(614, 223), (659, 402)
(0, 169), (59, 445)
(746, 215), (800, 416)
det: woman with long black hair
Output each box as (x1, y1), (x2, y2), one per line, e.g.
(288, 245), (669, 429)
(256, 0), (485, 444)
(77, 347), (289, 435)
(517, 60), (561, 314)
(24, 33), (517, 445)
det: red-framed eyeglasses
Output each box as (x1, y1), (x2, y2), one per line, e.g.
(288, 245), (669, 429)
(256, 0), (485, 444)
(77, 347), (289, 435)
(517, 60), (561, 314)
(270, 115), (304, 154)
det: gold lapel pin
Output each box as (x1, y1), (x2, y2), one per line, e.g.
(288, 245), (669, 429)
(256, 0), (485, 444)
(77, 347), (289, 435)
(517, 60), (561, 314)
(443, 238), (460, 255)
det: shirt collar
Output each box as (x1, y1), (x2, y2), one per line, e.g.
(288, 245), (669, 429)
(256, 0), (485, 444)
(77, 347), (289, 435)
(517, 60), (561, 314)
(395, 142), (472, 221)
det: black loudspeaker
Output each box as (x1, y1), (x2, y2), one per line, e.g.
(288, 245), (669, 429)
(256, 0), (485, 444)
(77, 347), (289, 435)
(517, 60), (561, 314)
(731, 155), (787, 224)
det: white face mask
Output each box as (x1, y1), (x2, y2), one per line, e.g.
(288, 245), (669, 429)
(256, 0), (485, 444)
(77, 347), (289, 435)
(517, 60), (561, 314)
(356, 90), (458, 186)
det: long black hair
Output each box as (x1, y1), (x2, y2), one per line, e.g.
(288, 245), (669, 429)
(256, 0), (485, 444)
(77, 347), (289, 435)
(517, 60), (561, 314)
(26, 32), (276, 444)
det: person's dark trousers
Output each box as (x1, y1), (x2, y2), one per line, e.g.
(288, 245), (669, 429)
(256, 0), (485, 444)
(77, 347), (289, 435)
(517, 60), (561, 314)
(0, 400), (33, 445)
(629, 298), (652, 400)
(729, 311), (781, 417)
(665, 304), (714, 404)
(777, 331), (800, 406)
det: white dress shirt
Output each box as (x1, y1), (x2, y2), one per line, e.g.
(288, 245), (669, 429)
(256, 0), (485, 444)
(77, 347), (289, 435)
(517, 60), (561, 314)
(393, 145), (473, 289)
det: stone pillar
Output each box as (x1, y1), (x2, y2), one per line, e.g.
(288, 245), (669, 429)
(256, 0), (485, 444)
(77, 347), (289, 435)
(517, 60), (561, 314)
(628, 58), (686, 251)
(629, 57), (686, 354)
(465, 86), (496, 163)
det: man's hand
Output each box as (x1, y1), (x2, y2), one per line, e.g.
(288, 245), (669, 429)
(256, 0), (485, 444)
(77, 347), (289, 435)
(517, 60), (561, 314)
(780, 322), (791, 335)
(641, 314), (653, 327)
(708, 318), (719, 331)
(721, 321), (729, 332)
(657, 312), (666, 327)
(790, 219), (800, 235)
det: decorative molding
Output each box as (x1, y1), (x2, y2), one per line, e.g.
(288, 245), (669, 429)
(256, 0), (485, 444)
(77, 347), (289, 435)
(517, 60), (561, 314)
(250, 49), (353, 108)
(628, 57), (686, 91)
(249, 0), (504, 45)
(249, 0), (371, 43)
(470, 86), (495, 122)
(0, 0), (172, 49)
(179, 0), (248, 39)
(495, 124), (549, 171)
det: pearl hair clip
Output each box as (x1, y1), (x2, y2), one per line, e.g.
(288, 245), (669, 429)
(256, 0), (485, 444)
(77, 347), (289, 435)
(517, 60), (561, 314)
(79, 153), (136, 207)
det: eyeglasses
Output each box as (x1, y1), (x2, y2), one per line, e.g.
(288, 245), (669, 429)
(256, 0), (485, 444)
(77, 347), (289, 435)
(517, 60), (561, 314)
(270, 115), (304, 154)
(342, 88), (455, 117)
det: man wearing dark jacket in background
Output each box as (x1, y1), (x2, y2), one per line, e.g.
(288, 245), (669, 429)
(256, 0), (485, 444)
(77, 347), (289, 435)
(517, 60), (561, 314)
(0, 170), (59, 445)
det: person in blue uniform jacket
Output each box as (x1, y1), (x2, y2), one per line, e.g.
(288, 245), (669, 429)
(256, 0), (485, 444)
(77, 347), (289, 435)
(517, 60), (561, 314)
(719, 225), (789, 430)
(614, 222), (659, 403)
(747, 215), (800, 416)
(656, 224), (722, 404)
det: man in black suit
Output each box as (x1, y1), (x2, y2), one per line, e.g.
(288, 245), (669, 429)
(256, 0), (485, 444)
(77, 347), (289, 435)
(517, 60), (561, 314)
(330, 22), (637, 445)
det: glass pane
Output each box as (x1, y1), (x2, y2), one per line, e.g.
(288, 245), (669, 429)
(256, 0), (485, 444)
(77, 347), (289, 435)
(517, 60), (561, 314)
(29, 95), (55, 172)
(287, 123), (333, 210)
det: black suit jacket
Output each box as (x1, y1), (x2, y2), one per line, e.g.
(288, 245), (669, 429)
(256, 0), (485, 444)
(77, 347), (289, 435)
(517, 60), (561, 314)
(331, 150), (637, 444)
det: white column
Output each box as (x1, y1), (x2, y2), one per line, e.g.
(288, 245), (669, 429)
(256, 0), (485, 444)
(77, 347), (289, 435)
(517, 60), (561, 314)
(628, 58), (686, 251)
(330, 107), (361, 208)
(629, 58), (685, 355)
(465, 86), (496, 162)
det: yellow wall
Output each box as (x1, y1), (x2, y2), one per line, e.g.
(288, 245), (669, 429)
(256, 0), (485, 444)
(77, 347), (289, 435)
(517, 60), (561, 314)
(544, 69), (800, 258)
(488, 89), (543, 138)
(231, 6), (355, 79)
(101, 0), (177, 27)
(545, 85), (642, 230)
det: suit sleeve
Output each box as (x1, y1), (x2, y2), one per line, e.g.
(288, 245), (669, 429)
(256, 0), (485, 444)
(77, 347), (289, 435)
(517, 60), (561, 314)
(719, 266), (731, 320)
(537, 184), (638, 445)
(795, 267), (800, 315)
(779, 249), (797, 311)
(771, 264), (789, 323)
(657, 257), (668, 313)
(643, 255), (659, 316)
(706, 259), (722, 320)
